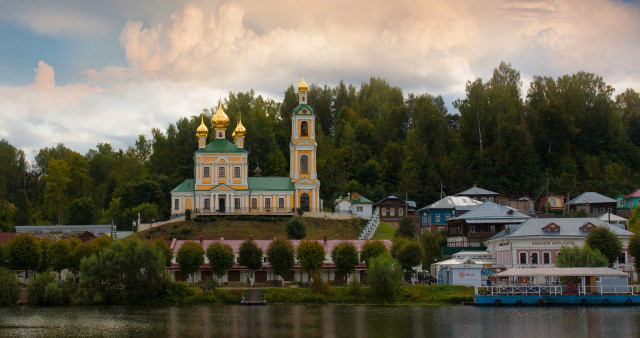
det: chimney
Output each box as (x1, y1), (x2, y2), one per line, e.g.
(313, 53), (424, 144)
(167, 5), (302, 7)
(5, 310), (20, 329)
(249, 234), (253, 241)
(323, 235), (327, 244)
(199, 235), (203, 245)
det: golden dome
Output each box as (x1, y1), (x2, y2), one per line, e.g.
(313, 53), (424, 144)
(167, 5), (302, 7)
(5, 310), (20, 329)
(211, 101), (229, 129)
(298, 76), (308, 93)
(234, 114), (246, 138)
(196, 115), (208, 138)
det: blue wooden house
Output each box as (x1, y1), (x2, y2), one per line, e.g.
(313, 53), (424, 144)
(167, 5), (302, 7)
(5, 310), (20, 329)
(418, 196), (482, 233)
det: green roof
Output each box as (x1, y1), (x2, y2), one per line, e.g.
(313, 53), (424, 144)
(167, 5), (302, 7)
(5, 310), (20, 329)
(351, 195), (373, 204)
(293, 104), (314, 115)
(248, 177), (295, 191)
(195, 139), (248, 153)
(172, 179), (195, 193)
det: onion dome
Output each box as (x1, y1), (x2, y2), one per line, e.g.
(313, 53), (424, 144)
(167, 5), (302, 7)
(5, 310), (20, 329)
(234, 114), (246, 138)
(211, 101), (229, 129)
(298, 76), (308, 93)
(196, 115), (208, 138)
(254, 165), (262, 177)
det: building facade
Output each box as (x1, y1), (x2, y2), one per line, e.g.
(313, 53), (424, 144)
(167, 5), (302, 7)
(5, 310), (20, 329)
(567, 192), (617, 216)
(418, 196), (482, 233)
(334, 192), (374, 219)
(447, 202), (530, 247)
(171, 78), (321, 216)
(373, 195), (417, 226)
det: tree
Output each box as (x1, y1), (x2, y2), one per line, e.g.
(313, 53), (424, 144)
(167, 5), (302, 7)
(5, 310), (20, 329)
(367, 253), (403, 302)
(237, 240), (264, 282)
(419, 231), (446, 268)
(68, 197), (96, 225)
(628, 206), (640, 233)
(395, 241), (425, 273)
(628, 233), (640, 281)
(206, 242), (235, 280)
(0, 268), (20, 305)
(360, 240), (388, 267)
(266, 238), (295, 279)
(154, 239), (173, 267)
(585, 227), (623, 266)
(176, 242), (204, 282)
(43, 159), (72, 224)
(555, 245), (608, 267)
(28, 271), (62, 305)
(395, 217), (416, 239)
(296, 240), (325, 275)
(331, 242), (359, 283)
(7, 235), (40, 272)
(47, 240), (71, 273)
(0, 244), (5, 268)
(390, 237), (410, 258)
(286, 217), (306, 239)
(92, 235), (112, 251)
(70, 242), (97, 274)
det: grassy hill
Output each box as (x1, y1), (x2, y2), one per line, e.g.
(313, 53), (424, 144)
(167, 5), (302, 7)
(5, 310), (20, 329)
(134, 216), (366, 241)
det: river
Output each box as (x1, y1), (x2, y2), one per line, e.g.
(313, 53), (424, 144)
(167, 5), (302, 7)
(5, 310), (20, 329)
(1, 305), (638, 337)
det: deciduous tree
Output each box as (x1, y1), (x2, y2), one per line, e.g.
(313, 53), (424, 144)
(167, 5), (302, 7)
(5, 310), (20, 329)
(206, 242), (235, 280)
(266, 238), (295, 278)
(555, 245), (608, 267)
(585, 227), (623, 266)
(331, 242), (359, 283)
(360, 240), (388, 267)
(296, 240), (325, 274)
(176, 242), (204, 282)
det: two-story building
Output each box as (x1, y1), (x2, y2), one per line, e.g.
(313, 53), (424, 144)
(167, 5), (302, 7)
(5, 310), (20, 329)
(418, 196), (482, 233)
(334, 192), (374, 219)
(374, 195), (417, 226)
(455, 185), (501, 203)
(447, 202), (530, 247)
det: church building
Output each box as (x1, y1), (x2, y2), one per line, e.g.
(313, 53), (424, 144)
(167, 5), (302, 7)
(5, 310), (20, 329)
(171, 78), (321, 215)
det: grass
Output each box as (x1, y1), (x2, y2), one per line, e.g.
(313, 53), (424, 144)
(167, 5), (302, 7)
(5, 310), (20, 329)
(135, 216), (367, 241)
(371, 222), (395, 240)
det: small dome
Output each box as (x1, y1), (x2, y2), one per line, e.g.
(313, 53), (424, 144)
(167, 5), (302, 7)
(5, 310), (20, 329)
(298, 76), (308, 93)
(211, 101), (229, 129)
(234, 115), (246, 138)
(254, 165), (262, 177)
(196, 115), (208, 138)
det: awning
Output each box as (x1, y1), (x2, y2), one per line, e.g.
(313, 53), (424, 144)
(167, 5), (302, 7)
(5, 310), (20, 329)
(494, 267), (627, 277)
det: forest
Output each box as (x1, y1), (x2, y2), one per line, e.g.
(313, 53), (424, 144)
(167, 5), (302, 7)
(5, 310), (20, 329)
(1, 62), (640, 230)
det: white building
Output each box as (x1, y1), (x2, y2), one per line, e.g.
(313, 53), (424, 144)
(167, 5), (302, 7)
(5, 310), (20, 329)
(484, 218), (635, 281)
(334, 192), (374, 219)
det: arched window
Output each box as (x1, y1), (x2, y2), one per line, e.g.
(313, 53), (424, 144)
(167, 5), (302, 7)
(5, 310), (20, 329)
(301, 121), (308, 137)
(300, 155), (309, 174)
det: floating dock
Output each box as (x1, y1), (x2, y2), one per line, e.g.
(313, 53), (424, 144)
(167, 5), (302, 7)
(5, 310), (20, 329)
(241, 288), (267, 306)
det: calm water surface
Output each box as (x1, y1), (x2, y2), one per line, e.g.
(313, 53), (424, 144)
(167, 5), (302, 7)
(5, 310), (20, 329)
(1, 305), (638, 337)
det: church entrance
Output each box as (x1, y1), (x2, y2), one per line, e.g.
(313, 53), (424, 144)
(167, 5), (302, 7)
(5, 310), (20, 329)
(218, 197), (225, 213)
(300, 193), (310, 212)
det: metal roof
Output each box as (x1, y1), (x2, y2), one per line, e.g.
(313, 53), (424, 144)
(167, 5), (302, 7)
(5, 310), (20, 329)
(625, 189), (640, 198)
(567, 192), (616, 205)
(495, 267), (628, 277)
(195, 138), (248, 153)
(171, 179), (195, 193)
(598, 213), (628, 222)
(248, 177), (295, 191)
(450, 201), (529, 222)
(418, 196), (482, 211)
(487, 218), (633, 242)
(455, 186), (499, 196)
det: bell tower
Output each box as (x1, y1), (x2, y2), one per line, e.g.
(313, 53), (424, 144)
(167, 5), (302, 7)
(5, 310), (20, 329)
(290, 77), (321, 212)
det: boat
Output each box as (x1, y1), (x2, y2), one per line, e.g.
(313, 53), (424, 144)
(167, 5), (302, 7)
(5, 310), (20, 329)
(474, 267), (640, 306)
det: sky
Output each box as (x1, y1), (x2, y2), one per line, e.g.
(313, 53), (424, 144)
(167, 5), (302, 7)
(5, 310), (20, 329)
(1, 0), (639, 158)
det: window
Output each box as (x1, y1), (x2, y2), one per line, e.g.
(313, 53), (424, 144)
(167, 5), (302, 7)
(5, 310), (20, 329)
(390, 208), (395, 216)
(490, 225), (495, 233)
(438, 227), (444, 232)
(251, 198), (257, 209)
(520, 253), (527, 265)
(203, 167), (210, 178)
(619, 253), (626, 264)
(234, 166), (240, 178)
(356, 206), (363, 212)
(265, 198), (271, 210)
(174, 199), (179, 210)
(399, 208), (404, 216)
(382, 208), (387, 216)
(435, 214), (441, 222)
(235, 198), (241, 210)
(302, 96), (306, 102)
(592, 207), (598, 213)
(489, 197), (494, 202)
(301, 121), (308, 137)
(218, 132), (222, 138)
(300, 155), (309, 174)
(219, 167), (225, 178)
(481, 197), (487, 202)
(470, 226), (476, 233)
(531, 253), (539, 265)
(279, 198), (285, 209)
(543, 252), (550, 264)
(608, 208), (612, 213)
(204, 198), (211, 210)
(600, 208), (605, 214)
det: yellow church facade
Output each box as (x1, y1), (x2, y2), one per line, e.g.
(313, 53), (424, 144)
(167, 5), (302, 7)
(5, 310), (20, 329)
(171, 78), (321, 216)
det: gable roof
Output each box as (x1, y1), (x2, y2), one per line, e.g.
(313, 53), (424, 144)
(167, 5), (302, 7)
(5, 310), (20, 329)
(195, 138), (248, 153)
(418, 196), (482, 212)
(335, 193), (373, 205)
(247, 177), (295, 191)
(625, 189), (640, 198)
(598, 212), (628, 222)
(450, 201), (529, 223)
(455, 186), (499, 196)
(567, 192), (617, 205)
(171, 179), (195, 193)
(487, 217), (633, 241)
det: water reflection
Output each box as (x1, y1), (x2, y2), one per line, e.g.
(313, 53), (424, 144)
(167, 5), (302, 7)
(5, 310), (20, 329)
(1, 305), (640, 337)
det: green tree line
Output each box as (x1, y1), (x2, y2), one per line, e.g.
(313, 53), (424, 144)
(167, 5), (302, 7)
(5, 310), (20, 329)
(1, 61), (640, 229)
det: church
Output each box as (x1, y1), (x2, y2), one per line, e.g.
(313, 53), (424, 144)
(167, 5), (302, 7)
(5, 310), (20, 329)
(170, 78), (321, 216)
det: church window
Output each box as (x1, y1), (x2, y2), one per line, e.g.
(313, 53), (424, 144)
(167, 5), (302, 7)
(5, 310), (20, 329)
(174, 199), (179, 210)
(204, 198), (211, 210)
(265, 198), (271, 210)
(218, 132), (222, 138)
(219, 167), (225, 178)
(435, 214), (440, 222)
(301, 121), (308, 137)
(300, 155), (309, 174)
(234, 166), (241, 178)
(251, 198), (257, 209)
(279, 198), (285, 209)
(203, 167), (210, 178)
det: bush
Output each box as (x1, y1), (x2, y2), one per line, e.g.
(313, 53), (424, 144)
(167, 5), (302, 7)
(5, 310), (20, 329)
(185, 209), (191, 220)
(28, 271), (62, 305)
(368, 253), (403, 302)
(297, 208), (304, 216)
(310, 271), (332, 296)
(286, 217), (307, 239)
(201, 278), (219, 293)
(181, 227), (192, 235)
(0, 268), (20, 305)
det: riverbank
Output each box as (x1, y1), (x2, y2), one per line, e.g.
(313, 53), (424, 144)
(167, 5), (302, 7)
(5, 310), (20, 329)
(164, 285), (474, 305)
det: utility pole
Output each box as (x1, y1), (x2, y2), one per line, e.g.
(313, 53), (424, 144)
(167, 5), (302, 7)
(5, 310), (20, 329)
(545, 173), (549, 214)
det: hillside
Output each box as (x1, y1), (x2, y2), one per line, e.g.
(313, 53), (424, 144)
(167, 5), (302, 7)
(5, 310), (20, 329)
(134, 216), (366, 241)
